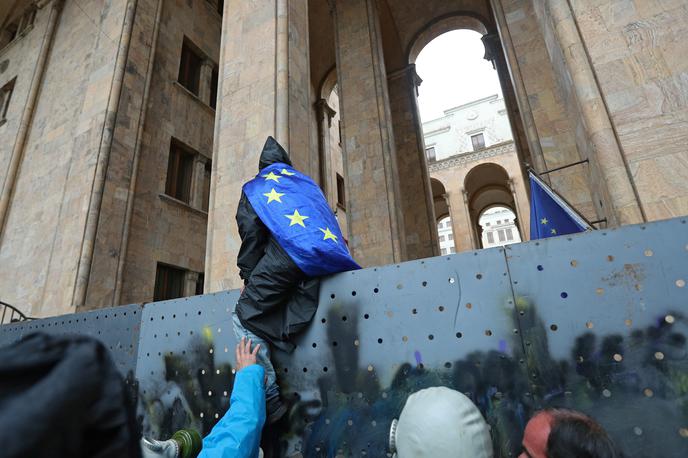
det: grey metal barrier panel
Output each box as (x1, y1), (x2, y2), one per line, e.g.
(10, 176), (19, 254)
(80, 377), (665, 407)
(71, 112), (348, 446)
(0, 303), (143, 378)
(132, 247), (525, 457)
(505, 217), (688, 458)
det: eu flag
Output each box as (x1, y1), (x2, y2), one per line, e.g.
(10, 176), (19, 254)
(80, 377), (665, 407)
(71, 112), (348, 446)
(243, 162), (361, 277)
(529, 171), (591, 240)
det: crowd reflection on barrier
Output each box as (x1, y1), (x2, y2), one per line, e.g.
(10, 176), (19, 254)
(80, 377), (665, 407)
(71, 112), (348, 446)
(136, 299), (688, 457)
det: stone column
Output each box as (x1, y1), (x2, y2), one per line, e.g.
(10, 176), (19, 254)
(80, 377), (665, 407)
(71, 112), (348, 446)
(183, 271), (199, 297)
(508, 178), (527, 240)
(461, 189), (478, 250)
(198, 59), (214, 106)
(191, 154), (209, 210)
(315, 98), (337, 207)
(205, 0), (312, 292)
(545, 0), (644, 225)
(388, 64), (438, 260)
(331, 0), (405, 267)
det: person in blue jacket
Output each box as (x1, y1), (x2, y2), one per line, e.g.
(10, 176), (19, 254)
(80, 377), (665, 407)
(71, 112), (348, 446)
(198, 337), (266, 458)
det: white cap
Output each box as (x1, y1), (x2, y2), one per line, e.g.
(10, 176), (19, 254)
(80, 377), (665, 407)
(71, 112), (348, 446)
(391, 387), (493, 458)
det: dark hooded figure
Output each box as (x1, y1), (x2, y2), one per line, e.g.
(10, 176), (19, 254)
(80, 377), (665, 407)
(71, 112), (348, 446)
(233, 136), (359, 423)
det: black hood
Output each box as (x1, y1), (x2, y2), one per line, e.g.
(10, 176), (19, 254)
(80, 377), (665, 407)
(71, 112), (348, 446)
(259, 136), (292, 171)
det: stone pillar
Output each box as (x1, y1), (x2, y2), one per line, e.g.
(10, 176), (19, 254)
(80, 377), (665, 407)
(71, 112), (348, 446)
(508, 178), (527, 240)
(461, 189), (478, 250)
(331, 0), (404, 267)
(183, 271), (199, 297)
(198, 59), (214, 106)
(388, 65), (438, 260)
(315, 98), (337, 207)
(545, 0), (644, 225)
(205, 0), (312, 292)
(490, 0), (547, 174)
(191, 154), (209, 210)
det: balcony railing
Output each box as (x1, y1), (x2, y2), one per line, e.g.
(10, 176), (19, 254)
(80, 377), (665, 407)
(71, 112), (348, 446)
(0, 301), (32, 325)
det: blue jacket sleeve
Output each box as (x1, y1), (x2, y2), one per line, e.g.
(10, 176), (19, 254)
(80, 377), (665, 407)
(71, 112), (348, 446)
(198, 365), (266, 458)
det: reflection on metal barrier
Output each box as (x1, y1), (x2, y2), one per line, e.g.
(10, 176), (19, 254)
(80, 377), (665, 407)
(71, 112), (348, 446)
(1, 217), (687, 457)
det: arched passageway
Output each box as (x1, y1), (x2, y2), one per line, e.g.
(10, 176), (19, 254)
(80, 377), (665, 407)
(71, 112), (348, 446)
(464, 163), (525, 248)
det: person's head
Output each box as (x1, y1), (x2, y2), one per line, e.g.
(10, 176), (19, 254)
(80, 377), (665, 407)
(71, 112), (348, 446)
(258, 136), (292, 171)
(519, 408), (620, 458)
(389, 386), (493, 458)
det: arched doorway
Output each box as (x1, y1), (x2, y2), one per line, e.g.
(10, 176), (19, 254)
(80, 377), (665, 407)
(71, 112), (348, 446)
(478, 205), (521, 248)
(431, 178), (455, 254)
(464, 162), (524, 248)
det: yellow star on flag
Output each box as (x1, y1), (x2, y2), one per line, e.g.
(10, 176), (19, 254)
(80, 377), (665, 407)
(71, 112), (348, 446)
(262, 171), (281, 183)
(281, 168), (295, 176)
(285, 209), (309, 227)
(263, 188), (284, 204)
(319, 227), (338, 243)
(551, 228), (557, 235)
(541, 217), (548, 225)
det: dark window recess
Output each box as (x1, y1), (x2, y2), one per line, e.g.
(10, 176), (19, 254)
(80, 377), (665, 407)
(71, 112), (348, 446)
(498, 229), (506, 242)
(217, 0), (224, 15)
(471, 133), (485, 151)
(165, 140), (194, 203)
(195, 273), (205, 296)
(486, 231), (495, 244)
(202, 160), (212, 212)
(425, 146), (436, 162)
(178, 39), (203, 96)
(336, 173), (346, 208)
(154, 264), (185, 301)
(337, 121), (342, 146)
(210, 65), (219, 109)
(0, 78), (16, 123)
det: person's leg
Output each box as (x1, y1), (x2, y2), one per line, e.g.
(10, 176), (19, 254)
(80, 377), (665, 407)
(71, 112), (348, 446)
(232, 312), (279, 401)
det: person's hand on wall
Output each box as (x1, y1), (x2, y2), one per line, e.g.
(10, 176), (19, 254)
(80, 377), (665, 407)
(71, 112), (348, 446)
(235, 337), (260, 372)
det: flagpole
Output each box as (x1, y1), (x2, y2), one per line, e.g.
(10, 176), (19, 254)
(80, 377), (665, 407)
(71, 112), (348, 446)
(527, 168), (595, 230)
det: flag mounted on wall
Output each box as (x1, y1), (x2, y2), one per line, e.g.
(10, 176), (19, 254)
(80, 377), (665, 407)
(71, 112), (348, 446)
(529, 171), (592, 240)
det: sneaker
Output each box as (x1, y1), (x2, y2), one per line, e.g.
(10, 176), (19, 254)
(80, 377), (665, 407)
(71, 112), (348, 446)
(267, 395), (287, 424)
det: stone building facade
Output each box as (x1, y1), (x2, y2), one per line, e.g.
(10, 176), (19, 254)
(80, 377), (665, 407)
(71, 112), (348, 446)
(0, 0), (686, 318)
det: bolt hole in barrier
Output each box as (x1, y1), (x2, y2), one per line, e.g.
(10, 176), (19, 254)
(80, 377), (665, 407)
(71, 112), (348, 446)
(1, 218), (688, 457)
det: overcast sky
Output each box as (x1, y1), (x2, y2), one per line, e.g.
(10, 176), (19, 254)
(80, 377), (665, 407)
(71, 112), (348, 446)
(415, 30), (503, 122)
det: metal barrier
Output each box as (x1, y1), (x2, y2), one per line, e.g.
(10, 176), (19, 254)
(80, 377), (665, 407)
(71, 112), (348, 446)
(1, 217), (687, 457)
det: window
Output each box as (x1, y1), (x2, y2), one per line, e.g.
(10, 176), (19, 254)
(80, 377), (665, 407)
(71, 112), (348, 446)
(209, 65), (219, 109)
(496, 220), (502, 225)
(439, 235), (445, 242)
(485, 222), (490, 227)
(202, 160), (212, 212)
(337, 121), (342, 146)
(498, 229), (506, 242)
(425, 146), (436, 162)
(154, 264), (186, 301)
(486, 232), (494, 244)
(441, 248), (447, 255)
(0, 79), (15, 125)
(336, 173), (346, 208)
(471, 133), (485, 151)
(506, 228), (514, 241)
(449, 246), (456, 254)
(448, 234), (453, 241)
(195, 273), (205, 296)
(178, 38), (203, 96)
(165, 139), (195, 203)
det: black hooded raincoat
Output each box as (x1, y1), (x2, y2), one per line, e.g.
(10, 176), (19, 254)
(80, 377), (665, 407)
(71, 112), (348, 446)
(235, 137), (320, 353)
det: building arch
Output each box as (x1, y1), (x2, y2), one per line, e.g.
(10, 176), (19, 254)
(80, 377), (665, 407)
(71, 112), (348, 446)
(431, 178), (449, 222)
(406, 13), (490, 64)
(464, 162), (522, 248)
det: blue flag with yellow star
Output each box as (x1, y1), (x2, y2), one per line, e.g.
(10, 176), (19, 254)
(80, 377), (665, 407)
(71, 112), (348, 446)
(243, 162), (361, 276)
(529, 171), (591, 240)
